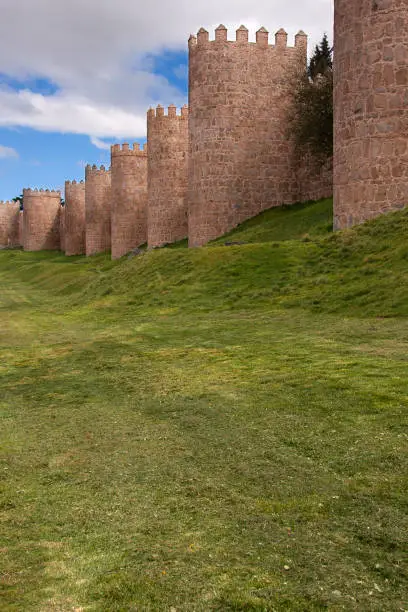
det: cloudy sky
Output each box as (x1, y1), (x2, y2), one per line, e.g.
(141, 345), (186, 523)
(0, 0), (333, 200)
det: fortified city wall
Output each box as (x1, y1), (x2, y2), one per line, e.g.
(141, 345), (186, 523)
(23, 189), (61, 251)
(111, 143), (148, 259)
(333, 0), (408, 229)
(0, 201), (20, 247)
(85, 165), (111, 256)
(64, 180), (86, 256)
(147, 104), (189, 248)
(187, 25), (308, 247)
(60, 205), (66, 253)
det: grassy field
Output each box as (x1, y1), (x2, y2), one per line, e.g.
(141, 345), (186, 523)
(1, 198), (407, 611)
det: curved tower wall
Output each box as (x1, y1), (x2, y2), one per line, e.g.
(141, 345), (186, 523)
(334, 0), (408, 229)
(65, 180), (86, 256)
(147, 104), (189, 247)
(111, 143), (147, 259)
(188, 25), (308, 246)
(23, 189), (61, 251)
(0, 201), (20, 247)
(85, 165), (111, 256)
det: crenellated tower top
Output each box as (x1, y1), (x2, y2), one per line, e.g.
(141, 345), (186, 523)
(147, 104), (188, 121)
(85, 164), (111, 177)
(110, 142), (148, 157)
(23, 188), (61, 197)
(188, 24), (307, 50)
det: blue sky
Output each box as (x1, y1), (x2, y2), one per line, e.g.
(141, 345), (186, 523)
(0, 0), (332, 201)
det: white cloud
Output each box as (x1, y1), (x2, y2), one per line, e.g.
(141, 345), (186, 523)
(0, 144), (18, 159)
(90, 137), (113, 151)
(0, 0), (333, 139)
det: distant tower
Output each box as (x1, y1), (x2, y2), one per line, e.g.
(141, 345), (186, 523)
(147, 104), (189, 247)
(334, 0), (408, 229)
(23, 189), (61, 251)
(111, 143), (148, 259)
(188, 25), (308, 246)
(85, 165), (111, 256)
(64, 180), (86, 256)
(0, 201), (20, 247)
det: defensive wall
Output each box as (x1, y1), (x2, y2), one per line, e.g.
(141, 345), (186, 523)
(15, 7), (408, 254)
(0, 201), (20, 247)
(23, 189), (61, 251)
(333, 0), (408, 229)
(85, 165), (111, 256)
(187, 25), (308, 246)
(64, 180), (86, 256)
(111, 143), (147, 259)
(60, 205), (66, 253)
(147, 104), (189, 247)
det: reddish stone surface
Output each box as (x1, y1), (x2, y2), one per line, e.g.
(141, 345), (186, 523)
(188, 25), (308, 246)
(0, 201), (20, 247)
(23, 189), (61, 251)
(65, 180), (86, 256)
(334, 0), (408, 229)
(60, 205), (66, 252)
(297, 154), (333, 203)
(147, 105), (188, 247)
(111, 143), (147, 259)
(85, 165), (111, 256)
(18, 211), (24, 245)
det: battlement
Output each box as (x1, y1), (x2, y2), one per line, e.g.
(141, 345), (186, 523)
(0, 200), (18, 206)
(188, 25), (307, 50)
(85, 164), (111, 177)
(147, 104), (188, 120)
(65, 179), (85, 187)
(110, 143), (148, 156)
(23, 188), (61, 197)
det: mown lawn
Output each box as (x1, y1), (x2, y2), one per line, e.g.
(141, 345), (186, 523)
(1, 200), (407, 610)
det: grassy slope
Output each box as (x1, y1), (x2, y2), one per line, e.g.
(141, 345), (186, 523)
(1, 198), (408, 611)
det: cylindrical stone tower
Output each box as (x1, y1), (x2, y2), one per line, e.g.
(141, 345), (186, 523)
(0, 201), (20, 247)
(64, 180), (86, 256)
(147, 104), (189, 247)
(85, 165), (111, 256)
(23, 189), (61, 251)
(188, 25), (308, 246)
(334, 0), (408, 229)
(111, 143), (148, 259)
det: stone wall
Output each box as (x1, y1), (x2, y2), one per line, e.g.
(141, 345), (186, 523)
(297, 153), (333, 203)
(334, 0), (408, 229)
(60, 205), (66, 252)
(23, 189), (61, 251)
(0, 201), (20, 247)
(111, 143), (147, 259)
(147, 104), (189, 247)
(85, 165), (111, 256)
(188, 25), (308, 246)
(65, 180), (86, 256)
(18, 210), (24, 245)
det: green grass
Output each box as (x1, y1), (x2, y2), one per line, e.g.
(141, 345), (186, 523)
(1, 198), (408, 610)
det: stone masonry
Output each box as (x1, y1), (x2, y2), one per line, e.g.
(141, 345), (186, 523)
(60, 205), (66, 253)
(65, 180), (86, 256)
(0, 201), (20, 247)
(334, 0), (408, 229)
(188, 25), (308, 247)
(111, 143), (147, 259)
(85, 165), (111, 256)
(23, 189), (61, 251)
(147, 104), (189, 247)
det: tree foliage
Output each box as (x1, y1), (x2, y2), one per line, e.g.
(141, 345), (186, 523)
(287, 34), (333, 165)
